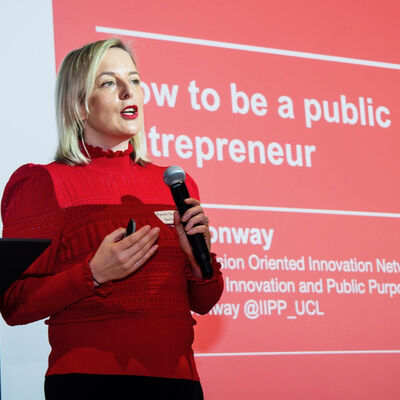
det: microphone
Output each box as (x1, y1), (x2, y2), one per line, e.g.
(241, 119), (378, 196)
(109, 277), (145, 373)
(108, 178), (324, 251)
(163, 166), (213, 279)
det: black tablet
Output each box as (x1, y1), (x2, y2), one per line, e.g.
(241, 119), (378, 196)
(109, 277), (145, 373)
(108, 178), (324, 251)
(0, 238), (51, 295)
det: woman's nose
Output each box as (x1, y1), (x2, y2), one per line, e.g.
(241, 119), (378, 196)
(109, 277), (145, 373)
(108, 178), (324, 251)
(119, 82), (134, 100)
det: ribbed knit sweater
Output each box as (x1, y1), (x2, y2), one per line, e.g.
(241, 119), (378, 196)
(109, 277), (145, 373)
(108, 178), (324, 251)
(0, 144), (223, 381)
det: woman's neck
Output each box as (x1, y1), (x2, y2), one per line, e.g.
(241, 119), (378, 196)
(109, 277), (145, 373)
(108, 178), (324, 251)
(83, 136), (131, 152)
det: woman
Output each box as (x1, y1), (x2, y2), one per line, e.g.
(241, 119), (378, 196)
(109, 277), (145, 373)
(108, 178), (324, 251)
(1, 38), (223, 399)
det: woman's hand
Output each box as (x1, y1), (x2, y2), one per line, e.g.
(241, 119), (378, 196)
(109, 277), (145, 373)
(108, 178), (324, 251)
(89, 225), (160, 284)
(174, 198), (211, 279)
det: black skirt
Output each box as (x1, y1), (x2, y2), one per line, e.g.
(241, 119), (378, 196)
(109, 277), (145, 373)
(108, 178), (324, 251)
(45, 373), (204, 400)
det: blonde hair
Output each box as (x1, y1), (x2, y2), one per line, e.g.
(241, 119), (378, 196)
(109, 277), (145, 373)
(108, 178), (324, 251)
(55, 38), (149, 165)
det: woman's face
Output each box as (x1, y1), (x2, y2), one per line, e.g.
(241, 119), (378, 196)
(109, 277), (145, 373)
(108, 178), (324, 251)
(82, 47), (144, 151)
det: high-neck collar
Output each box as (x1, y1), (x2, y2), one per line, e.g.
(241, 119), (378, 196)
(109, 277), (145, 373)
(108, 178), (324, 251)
(82, 142), (135, 172)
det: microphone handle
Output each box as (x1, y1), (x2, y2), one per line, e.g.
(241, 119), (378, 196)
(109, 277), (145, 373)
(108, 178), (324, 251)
(170, 182), (213, 279)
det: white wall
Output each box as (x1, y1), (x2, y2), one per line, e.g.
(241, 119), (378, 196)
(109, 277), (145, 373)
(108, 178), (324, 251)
(0, 1), (57, 399)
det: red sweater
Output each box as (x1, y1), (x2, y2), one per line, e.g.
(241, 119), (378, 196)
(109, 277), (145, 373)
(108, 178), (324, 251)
(1, 144), (223, 381)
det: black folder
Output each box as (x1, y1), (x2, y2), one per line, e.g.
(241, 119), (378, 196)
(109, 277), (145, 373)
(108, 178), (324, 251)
(0, 238), (51, 295)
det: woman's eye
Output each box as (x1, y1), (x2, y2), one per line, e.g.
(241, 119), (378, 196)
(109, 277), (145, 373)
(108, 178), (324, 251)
(131, 79), (140, 85)
(101, 81), (115, 88)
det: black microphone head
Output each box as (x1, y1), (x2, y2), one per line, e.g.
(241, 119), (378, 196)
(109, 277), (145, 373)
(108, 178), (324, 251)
(163, 166), (186, 187)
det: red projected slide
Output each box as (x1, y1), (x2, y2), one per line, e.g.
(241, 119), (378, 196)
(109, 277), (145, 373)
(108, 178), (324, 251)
(53, 1), (400, 398)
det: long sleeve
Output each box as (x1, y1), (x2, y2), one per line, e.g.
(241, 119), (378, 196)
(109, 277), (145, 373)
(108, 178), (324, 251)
(186, 254), (224, 314)
(0, 164), (105, 326)
(184, 173), (224, 314)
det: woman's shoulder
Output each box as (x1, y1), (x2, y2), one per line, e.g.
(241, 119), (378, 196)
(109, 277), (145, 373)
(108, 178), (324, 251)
(134, 161), (167, 183)
(141, 162), (200, 197)
(1, 163), (61, 221)
(3, 161), (69, 189)
(4, 163), (52, 190)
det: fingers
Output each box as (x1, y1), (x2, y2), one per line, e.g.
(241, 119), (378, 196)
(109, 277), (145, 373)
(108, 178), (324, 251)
(104, 227), (127, 243)
(106, 225), (160, 259)
(128, 228), (159, 262)
(118, 227), (159, 277)
(180, 198), (210, 233)
(91, 225), (160, 284)
(174, 198), (211, 253)
(120, 225), (159, 260)
(130, 243), (159, 273)
(118, 225), (153, 249)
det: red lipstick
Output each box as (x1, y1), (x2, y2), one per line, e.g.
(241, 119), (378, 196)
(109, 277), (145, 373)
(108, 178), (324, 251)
(120, 105), (138, 120)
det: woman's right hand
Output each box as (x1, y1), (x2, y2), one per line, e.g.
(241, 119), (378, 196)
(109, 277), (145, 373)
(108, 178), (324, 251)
(89, 225), (160, 284)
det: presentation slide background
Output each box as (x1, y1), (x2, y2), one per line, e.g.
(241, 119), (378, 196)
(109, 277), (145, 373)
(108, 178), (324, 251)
(1, 1), (400, 399)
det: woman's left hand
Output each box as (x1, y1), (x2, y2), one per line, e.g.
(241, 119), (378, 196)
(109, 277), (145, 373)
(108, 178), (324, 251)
(173, 198), (211, 279)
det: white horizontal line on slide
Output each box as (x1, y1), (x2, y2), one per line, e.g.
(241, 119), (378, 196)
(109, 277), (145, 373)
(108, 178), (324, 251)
(96, 26), (400, 70)
(194, 350), (400, 357)
(202, 203), (400, 218)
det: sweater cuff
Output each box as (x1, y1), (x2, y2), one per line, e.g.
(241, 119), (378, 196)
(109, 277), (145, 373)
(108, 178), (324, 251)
(184, 253), (222, 285)
(83, 252), (113, 297)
